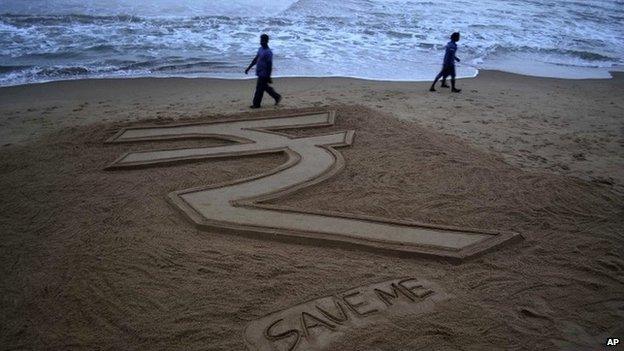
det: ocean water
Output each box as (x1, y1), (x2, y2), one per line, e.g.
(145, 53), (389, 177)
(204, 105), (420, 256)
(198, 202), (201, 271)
(1, 0), (623, 86)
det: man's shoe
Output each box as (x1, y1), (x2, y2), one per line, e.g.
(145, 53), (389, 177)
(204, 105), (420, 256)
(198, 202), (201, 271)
(451, 88), (461, 93)
(250, 105), (260, 109)
(429, 87), (436, 92)
(275, 95), (282, 105)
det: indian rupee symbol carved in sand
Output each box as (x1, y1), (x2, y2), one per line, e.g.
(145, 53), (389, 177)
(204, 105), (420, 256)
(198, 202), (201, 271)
(106, 111), (520, 260)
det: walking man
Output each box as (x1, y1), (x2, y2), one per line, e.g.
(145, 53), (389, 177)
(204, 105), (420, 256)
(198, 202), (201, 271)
(430, 32), (462, 93)
(245, 34), (282, 108)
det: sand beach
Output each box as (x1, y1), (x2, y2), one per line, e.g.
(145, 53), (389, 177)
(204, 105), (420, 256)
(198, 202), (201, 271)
(1, 71), (623, 350)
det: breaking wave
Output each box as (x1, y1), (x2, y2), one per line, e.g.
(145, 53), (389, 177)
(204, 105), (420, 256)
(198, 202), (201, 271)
(1, 0), (623, 86)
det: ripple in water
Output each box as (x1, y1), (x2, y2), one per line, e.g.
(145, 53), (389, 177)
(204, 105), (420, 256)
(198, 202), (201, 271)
(0, 0), (622, 86)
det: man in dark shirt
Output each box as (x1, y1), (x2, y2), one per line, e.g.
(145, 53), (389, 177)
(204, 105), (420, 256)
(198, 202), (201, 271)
(430, 32), (462, 93)
(245, 34), (282, 108)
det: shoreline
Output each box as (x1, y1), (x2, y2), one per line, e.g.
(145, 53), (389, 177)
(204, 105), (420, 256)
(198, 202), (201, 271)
(3, 66), (624, 89)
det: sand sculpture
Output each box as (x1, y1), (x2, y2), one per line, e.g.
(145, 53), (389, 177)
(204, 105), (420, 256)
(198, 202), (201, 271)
(106, 111), (519, 260)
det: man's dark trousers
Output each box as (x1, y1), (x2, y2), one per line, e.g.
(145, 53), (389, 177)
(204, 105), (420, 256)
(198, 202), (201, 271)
(253, 76), (280, 107)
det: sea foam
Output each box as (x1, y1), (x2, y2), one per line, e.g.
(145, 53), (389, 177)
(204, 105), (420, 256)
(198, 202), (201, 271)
(0, 0), (622, 86)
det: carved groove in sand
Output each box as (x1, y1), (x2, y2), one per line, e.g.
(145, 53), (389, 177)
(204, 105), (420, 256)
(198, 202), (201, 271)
(244, 277), (448, 351)
(106, 111), (519, 260)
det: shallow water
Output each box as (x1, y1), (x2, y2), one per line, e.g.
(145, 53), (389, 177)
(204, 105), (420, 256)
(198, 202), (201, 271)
(1, 0), (623, 86)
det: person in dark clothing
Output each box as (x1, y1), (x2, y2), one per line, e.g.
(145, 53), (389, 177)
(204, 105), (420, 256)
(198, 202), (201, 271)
(245, 34), (282, 108)
(430, 32), (462, 93)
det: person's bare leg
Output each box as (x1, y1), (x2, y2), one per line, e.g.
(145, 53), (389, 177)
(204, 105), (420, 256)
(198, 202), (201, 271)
(451, 72), (461, 93)
(441, 75), (450, 88)
(430, 72), (443, 91)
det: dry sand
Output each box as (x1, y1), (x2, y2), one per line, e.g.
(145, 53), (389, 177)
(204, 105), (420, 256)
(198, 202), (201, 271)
(1, 72), (623, 350)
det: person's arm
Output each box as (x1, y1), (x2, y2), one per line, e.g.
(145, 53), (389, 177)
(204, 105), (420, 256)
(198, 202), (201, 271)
(245, 55), (258, 74)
